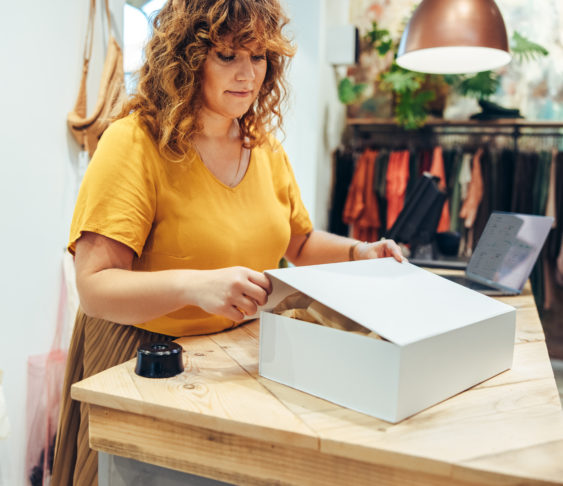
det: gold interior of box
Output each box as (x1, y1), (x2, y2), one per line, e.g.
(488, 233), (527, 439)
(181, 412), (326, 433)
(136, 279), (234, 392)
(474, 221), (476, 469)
(272, 292), (384, 340)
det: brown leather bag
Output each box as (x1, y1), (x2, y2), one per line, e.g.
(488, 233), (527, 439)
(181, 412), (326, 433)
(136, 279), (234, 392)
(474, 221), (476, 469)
(67, 0), (127, 157)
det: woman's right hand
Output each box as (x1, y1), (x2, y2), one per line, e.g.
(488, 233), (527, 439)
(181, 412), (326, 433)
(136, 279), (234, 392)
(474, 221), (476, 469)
(193, 266), (272, 321)
(75, 232), (273, 325)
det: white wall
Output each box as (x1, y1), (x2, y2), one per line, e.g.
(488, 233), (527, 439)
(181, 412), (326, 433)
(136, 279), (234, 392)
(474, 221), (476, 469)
(282, 0), (348, 230)
(0, 2), (124, 484)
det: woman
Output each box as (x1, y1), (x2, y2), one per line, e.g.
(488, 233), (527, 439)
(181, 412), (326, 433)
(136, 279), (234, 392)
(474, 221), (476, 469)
(52, 0), (404, 484)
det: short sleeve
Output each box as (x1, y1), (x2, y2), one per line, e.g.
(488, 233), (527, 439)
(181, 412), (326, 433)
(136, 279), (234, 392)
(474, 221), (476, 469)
(279, 146), (314, 236)
(68, 117), (157, 256)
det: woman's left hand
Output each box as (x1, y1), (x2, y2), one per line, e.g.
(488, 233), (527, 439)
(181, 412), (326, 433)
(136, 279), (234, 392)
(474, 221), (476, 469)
(354, 239), (405, 263)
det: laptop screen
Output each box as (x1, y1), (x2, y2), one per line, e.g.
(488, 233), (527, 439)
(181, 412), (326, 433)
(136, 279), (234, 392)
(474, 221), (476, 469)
(466, 212), (554, 293)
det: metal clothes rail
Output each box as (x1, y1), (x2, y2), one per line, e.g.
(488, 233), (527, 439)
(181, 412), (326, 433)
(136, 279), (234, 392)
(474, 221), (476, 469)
(345, 118), (563, 152)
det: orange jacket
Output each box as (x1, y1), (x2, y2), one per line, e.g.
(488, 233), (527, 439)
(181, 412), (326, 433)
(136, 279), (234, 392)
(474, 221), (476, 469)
(343, 149), (381, 241)
(386, 150), (410, 230)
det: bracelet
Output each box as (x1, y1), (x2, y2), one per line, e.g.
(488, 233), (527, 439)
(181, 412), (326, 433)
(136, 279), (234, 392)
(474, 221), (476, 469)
(348, 241), (361, 261)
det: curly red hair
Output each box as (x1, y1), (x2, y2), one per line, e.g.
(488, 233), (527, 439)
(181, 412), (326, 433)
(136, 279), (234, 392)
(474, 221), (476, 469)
(118, 0), (295, 160)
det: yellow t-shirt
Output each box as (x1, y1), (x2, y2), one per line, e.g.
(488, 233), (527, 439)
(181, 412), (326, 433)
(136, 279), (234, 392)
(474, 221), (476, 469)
(68, 115), (313, 336)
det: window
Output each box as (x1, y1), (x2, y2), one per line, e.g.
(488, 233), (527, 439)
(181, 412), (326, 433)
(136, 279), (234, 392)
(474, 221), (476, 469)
(123, 0), (166, 92)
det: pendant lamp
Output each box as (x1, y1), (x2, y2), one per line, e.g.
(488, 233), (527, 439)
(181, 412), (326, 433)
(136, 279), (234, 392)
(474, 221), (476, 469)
(396, 0), (511, 74)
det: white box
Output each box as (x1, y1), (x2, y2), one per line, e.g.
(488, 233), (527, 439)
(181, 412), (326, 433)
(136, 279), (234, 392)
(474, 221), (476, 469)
(258, 258), (516, 423)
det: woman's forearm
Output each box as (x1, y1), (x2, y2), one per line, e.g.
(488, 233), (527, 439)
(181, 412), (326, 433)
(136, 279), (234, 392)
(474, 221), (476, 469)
(287, 230), (357, 266)
(77, 267), (205, 324)
(77, 266), (271, 325)
(287, 230), (405, 267)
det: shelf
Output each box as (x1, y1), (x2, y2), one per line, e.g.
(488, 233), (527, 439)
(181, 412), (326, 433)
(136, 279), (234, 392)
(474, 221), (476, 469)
(346, 117), (563, 129)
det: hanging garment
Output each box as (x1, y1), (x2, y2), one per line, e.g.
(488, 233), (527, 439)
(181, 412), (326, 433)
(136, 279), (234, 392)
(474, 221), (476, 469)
(488, 148), (502, 211)
(556, 238), (563, 287)
(385, 150), (410, 230)
(547, 151), (563, 262)
(443, 148), (460, 200)
(419, 148), (432, 174)
(67, 0), (127, 157)
(458, 152), (473, 201)
(459, 148), (484, 229)
(497, 148), (516, 212)
(448, 150), (465, 234)
(510, 150), (551, 309)
(374, 150), (390, 199)
(342, 149), (381, 241)
(511, 152), (538, 213)
(386, 173), (446, 246)
(531, 151), (553, 311)
(453, 152), (473, 251)
(428, 146), (451, 233)
(545, 148), (558, 225)
(372, 150), (390, 231)
(532, 151), (553, 216)
(473, 147), (492, 246)
(328, 149), (356, 236)
(405, 150), (419, 201)
(543, 150), (560, 310)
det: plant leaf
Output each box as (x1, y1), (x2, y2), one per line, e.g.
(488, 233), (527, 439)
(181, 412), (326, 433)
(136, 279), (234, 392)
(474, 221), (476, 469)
(381, 69), (421, 93)
(457, 71), (500, 99)
(511, 31), (549, 63)
(442, 74), (463, 87)
(394, 90), (435, 130)
(337, 77), (367, 105)
(363, 21), (393, 57)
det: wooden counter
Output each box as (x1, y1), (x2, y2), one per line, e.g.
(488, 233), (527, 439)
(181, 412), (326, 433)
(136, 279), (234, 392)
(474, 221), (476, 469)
(72, 285), (563, 485)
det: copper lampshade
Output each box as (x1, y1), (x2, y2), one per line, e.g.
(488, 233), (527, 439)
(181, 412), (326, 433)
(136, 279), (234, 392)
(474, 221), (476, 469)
(396, 0), (511, 74)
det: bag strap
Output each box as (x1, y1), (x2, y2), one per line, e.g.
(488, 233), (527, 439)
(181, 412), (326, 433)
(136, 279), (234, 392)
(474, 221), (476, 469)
(84, 0), (113, 65)
(104, 0), (112, 34)
(73, 0), (97, 130)
(73, 0), (116, 151)
(83, 0), (96, 66)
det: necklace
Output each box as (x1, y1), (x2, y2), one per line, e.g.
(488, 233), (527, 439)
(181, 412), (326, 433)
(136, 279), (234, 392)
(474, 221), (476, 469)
(193, 140), (244, 188)
(230, 143), (244, 187)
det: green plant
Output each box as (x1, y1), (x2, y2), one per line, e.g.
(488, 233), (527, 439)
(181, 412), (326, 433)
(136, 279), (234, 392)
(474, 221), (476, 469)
(337, 22), (393, 106)
(363, 21), (393, 56)
(444, 71), (500, 100)
(339, 22), (549, 129)
(511, 31), (549, 62)
(444, 32), (549, 101)
(337, 77), (368, 105)
(339, 21), (441, 128)
(379, 64), (437, 129)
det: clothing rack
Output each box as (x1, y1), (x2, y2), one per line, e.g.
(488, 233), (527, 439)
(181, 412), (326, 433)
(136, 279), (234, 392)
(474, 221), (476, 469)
(332, 118), (563, 314)
(345, 118), (563, 153)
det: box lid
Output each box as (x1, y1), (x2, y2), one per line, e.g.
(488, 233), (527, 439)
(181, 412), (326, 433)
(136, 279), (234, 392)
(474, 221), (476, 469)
(264, 258), (514, 346)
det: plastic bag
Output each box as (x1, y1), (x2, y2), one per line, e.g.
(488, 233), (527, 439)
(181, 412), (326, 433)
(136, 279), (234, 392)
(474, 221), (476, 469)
(25, 262), (70, 486)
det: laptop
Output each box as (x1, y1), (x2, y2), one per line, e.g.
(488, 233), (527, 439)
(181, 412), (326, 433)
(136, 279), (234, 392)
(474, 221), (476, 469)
(442, 212), (553, 296)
